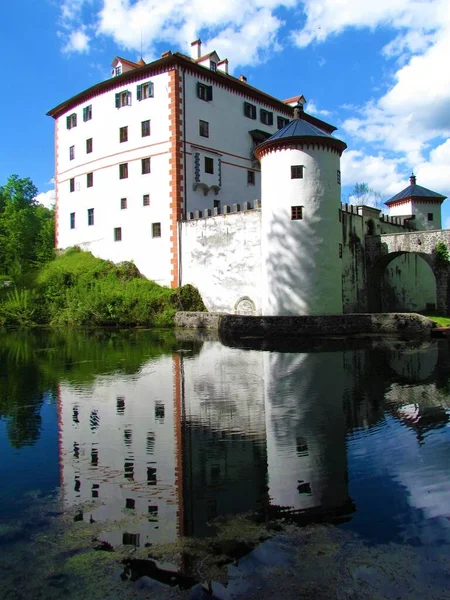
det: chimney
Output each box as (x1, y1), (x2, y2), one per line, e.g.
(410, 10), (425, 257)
(239, 74), (247, 83)
(410, 173), (416, 186)
(191, 39), (202, 59)
(293, 101), (304, 120)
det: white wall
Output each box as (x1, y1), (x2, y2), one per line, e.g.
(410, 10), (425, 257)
(181, 209), (262, 313)
(56, 71), (173, 285)
(388, 199), (442, 230)
(260, 146), (343, 315)
(182, 70), (291, 214)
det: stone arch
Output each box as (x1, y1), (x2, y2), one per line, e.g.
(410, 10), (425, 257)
(368, 251), (438, 313)
(234, 296), (256, 315)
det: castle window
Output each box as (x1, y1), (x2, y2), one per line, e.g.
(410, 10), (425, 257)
(66, 113), (77, 129)
(291, 206), (303, 220)
(70, 212), (75, 229)
(70, 178), (75, 192)
(277, 116), (289, 129)
(291, 165), (304, 179)
(115, 90), (131, 108)
(152, 223), (161, 238)
(141, 120), (150, 137)
(210, 60), (217, 72)
(247, 170), (255, 185)
(120, 197), (127, 210)
(260, 109), (273, 126)
(119, 126), (128, 143)
(205, 157), (214, 174)
(199, 120), (209, 137)
(86, 138), (93, 153)
(197, 82), (213, 101)
(119, 163), (128, 179)
(69, 145), (75, 160)
(142, 157), (151, 174)
(337, 169), (341, 185)
(115, 66), (122, 76)
(339, 243), (343, 258)
(143, 194), (150, 206)
(122, 533), (140, 547)
(87, 208), (94, 226)
(244, 102), (256, 119)
(114, 227), (122, 242)
(213, 199), (220, 210)
(86, 172), (93, 187)
(428, 213), (433, 221)
(147, 467), (157, 486)
(83, 105), (92, 122)
(125, 498), (135, 510)
(137, 81), (154, 100)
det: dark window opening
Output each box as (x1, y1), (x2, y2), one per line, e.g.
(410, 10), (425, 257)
(119, 126), (128, 143)
(148, 505), (158, 521)
(87, 172), (93, 187)
(125, 498), (135, 510)
(155, 402), (165, 421)
(83, 105), (92, 121)
(339, 243), (343, 258)
(147, 466), (157, 486)
(143, 194), (150, 206)
(70, 178), (75, 192)
(87, 208), (94, 226)
(146, 432), (155, 454)
(428, 213), (434, 221)
(291, 165), (304, 179)
(114, 227), (122, 242)
(366, 220), (375, 235)
(260, 109), (273, 126)
(69, 145), (75, 160)
(197, 82), (213, 101)
(91, 447), (98, 466)
(122, 533), (140, 546)
(291, 206), (303, 220)
(74, 477), (81, 493)
(337, 169), (341, 185)
(152, 222), (161, 238)
(92, 484), (99, 498)
(119, 163), (128, 179)
(199, 120), (209, 137)
(277, 116), (289, 129)
(247, 170), (255, 185)
(297, 481), (312, 494)
(124, 461), (134, 480)
(141, 120), (150, 137)
(86, 138), (93, 153)
(120, 197), (127, 210)
(205, 156), (214, 174)
(116, 396), (125, 414)
(142, 157), (151, 174)
(244, 102), (256, 119)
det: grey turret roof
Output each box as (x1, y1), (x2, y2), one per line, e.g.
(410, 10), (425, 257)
(268, 118), (337, 141)
(386, 182), (446, 205)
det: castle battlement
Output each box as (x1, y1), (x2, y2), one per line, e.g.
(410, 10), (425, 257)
(185, 200), (261, 221)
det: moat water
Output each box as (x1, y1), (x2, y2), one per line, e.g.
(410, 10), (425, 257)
(0, 329), (449, 599)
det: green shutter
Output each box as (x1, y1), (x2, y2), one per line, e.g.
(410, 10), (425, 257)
(197, 82), (202, 99)
(115, 93), (120, 108)
(207, 85), (213, 101)
(137, 85), (142, 101)
(66, 116), (70, 129)
(83, 107), (86, 121)
(74, 113), (77, 126)
(149, 82), (154, 97)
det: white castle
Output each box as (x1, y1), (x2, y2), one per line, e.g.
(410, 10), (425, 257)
(48, 42), (447, 316)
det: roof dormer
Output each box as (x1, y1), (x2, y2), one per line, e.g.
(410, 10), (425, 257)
(111, 56), (140, 78)
(196, 51), (221, 72)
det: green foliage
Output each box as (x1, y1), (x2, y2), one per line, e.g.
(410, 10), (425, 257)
(0, 174), (55, 276)
(433, 241), (450, 268)
(0, 248), (206, 328)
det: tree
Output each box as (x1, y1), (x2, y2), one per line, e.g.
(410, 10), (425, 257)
(349, 183), (385, 210)
(0, 174), (54, 276)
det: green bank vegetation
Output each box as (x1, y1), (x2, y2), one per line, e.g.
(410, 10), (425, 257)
(0, 174), (205, 328)
(0, 247), (205, 327)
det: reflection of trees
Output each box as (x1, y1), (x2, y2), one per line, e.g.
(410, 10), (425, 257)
(0, 329), (203, 448)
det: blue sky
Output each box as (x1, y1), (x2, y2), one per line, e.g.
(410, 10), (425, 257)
(1, 0), (449, 224)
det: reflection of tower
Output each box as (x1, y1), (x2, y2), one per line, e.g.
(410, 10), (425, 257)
(59, 356), (180, 548)
(180, 343), (267, 537)
(264, 351), (352, 517)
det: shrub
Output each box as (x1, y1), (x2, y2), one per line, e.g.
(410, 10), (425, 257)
(433, 242), (450, 268)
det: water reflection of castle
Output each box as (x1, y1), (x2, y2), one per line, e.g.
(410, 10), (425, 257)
(58, 338), (449, 548)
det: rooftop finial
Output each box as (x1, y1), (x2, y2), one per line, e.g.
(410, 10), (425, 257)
(410, 173), (416, 186)
(293, 101), (304, 120)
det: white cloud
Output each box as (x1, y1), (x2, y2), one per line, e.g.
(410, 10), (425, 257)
(63, 29), (91, 54)
(305, 99), (331, 118)
(416, 140), (450, 197)
(341, 150), (405, 198)
(36, 189), (55, 209)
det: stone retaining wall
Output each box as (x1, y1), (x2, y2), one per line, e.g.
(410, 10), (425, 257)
(174, 312), (435, 337)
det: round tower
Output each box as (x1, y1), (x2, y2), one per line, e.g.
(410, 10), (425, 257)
(255, 103), (347, 316)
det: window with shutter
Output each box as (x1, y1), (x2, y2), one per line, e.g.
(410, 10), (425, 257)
(66, 113), (77, 129)
(197, 82), (213, 101)
(115, 91), (131, 108)
(244, 102), (256, 119)
(83, 105), (92, 121)
(260, 109), (273, 125)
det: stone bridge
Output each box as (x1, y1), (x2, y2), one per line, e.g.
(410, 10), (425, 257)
(366, 229), (450, 315)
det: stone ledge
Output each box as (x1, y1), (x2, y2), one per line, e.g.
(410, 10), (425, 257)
(174, 312), (435, 337)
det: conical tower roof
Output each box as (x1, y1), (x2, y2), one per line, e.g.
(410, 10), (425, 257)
(386, 174), (446, 206)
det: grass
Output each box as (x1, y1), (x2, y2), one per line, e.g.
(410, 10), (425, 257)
(422, 314), (450, 327)
(0, 247), (206, 328)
